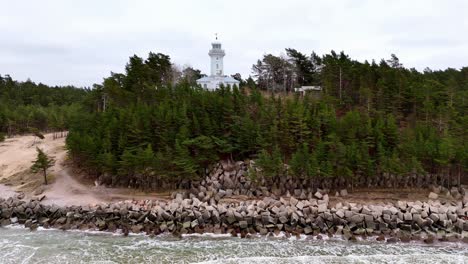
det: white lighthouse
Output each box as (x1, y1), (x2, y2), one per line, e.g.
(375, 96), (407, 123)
(209, 41), (225, 76)
(196, 35), (239, 90)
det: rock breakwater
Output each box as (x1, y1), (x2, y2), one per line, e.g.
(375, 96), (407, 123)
(2, 192), (468, 243)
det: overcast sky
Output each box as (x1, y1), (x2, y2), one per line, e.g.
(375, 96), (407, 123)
(1, 0), (467, 87)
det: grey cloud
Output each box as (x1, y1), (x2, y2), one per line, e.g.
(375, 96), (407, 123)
(0, 42), (68, 56)
(0, 0), (466, 87)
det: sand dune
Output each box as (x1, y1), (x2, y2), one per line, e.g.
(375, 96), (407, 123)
(0, 132), (102, 205)
(0, 133), (169, 206)
(0, 133), (65, 181)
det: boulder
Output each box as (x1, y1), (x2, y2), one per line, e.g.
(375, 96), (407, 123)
(296, 201), (304, 210)
(318, 203), (327, 213)
(279, 215), (289, 224)
(350, 214), (364, 224)
(335, 209), (345, 219)
(226, 214), (236, 225)
(191, 219), (199, 228)
(340, 189), (348, 197)
(0, 219), (11, 226)
(403, 213), (412, 221)
(314, 191), (323, 199)
(304, 226), (313, 235)
(289, 197), (298, 206)
(322, 194), (329, 202)
(239, 220), (248, 229)
(258, 227), (268, 235)
(131, 225), (143, 233)
(428, 192), (438, 200)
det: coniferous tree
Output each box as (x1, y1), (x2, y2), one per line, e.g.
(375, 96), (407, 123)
(31, 147), (55, 185)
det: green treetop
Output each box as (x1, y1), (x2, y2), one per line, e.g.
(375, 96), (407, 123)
(31, 147), (55, 185)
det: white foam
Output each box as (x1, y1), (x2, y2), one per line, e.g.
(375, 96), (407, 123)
(182, 233), (232, 238)
(192, 254), (467, 264)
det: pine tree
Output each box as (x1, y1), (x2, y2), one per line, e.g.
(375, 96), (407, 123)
(135, 144), (155, 189)
(256, 146), (283, 180)
(173, 140), (197, 183)
(31, 147), (55, 185)
(290, 143), (316, 178)
(183, 135), (217, 176)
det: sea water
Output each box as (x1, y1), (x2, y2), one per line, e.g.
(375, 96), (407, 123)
(0, 227), (467, 264)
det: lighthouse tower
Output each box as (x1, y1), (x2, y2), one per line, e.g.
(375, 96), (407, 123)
(196, 34), (240, 90)
(209, 39), (225, 76)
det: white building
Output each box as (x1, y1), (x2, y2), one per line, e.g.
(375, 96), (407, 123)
(196, 39), (239, 90)
(294, 86), (322, 93)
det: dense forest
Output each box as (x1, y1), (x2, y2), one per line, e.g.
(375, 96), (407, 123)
(63, 50), (467, 190)
(0, 74), (89, 139)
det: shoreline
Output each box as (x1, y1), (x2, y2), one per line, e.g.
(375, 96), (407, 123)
(2, 224), (468, 247)
(2, 193), (468, 245)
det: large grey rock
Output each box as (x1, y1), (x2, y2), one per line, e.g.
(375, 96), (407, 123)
(317, 203), (327, 213)
(340, 189), (348, 197)
(350, 214), (364, 224)
(239, 220), (248, 229)
(403, 212), (412, 221)
(397, 201), (407, 210)
(335, 209), (345, 218)
(421, 210), (429, 218)
(322, 194), (329, 202)
(428, 192), (438, 200)
(296, 201), (304, 210)
(279, 215), (289, 224)
(182, 221), (191, 229)
(289, 197), (298, 206)
(429, 213), (440, 222)
(223, 177), (235, 189)
(218, 189), (226, 197)
(448, 213), (457, 222)
(345, 210), (354, 219)
(226, 213), (236, 224)
(314, 191), (323, 199)
(258, 227), (268, 235)
(438, 213), (448, 221)
(191, 219), (199, 228)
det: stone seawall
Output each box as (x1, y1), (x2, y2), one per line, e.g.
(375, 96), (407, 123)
(2, 192), (468, 243)
(97, 160), (459, 195)
(184, 161), (461, 200)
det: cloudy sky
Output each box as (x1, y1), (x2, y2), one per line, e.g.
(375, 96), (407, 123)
(0, 0), (466, 87)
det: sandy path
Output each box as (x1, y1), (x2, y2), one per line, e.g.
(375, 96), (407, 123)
(41, 167), (103, 206)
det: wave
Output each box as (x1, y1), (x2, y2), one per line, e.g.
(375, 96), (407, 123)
(2, 223), (468, 249)
(192, 254), (467, 264)
(1, 226), (468, 264)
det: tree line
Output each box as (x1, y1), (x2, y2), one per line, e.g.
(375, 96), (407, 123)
(64, 50), (467, 190)
(0, 74), (89, 139)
